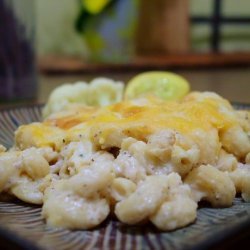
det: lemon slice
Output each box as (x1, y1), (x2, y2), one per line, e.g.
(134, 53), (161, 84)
(125, 71), (190, 101)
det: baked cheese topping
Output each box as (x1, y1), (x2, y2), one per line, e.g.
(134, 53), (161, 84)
(16, 92), (237, 150)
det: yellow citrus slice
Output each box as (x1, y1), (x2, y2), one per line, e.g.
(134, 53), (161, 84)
(124, 71), (190, 101)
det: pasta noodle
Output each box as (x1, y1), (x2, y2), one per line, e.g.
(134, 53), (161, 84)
(0, 91), (249, 231)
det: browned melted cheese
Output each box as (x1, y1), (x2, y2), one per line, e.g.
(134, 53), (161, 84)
(15, 93), (238, 150)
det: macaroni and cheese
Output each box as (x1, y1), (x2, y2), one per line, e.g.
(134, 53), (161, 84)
(0, 91), (249, 231)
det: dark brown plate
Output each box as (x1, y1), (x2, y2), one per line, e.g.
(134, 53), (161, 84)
(0, 104), (250, 250)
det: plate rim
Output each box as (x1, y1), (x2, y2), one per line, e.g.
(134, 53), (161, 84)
(0, 101), (249, 111)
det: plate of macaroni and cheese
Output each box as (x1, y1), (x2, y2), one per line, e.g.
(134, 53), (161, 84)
(0, 75), (250, 249)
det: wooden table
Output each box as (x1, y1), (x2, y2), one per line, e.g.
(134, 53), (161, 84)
(38, 67), (250, 104)
(0, 67), (249, 108)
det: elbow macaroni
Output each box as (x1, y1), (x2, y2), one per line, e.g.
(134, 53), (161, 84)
(111, 178), (136, 202)
(0, 91), (250, 231)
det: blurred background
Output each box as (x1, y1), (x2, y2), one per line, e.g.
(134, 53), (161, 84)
(37, 0), (250, 58)
(1, 0), (250, 103)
